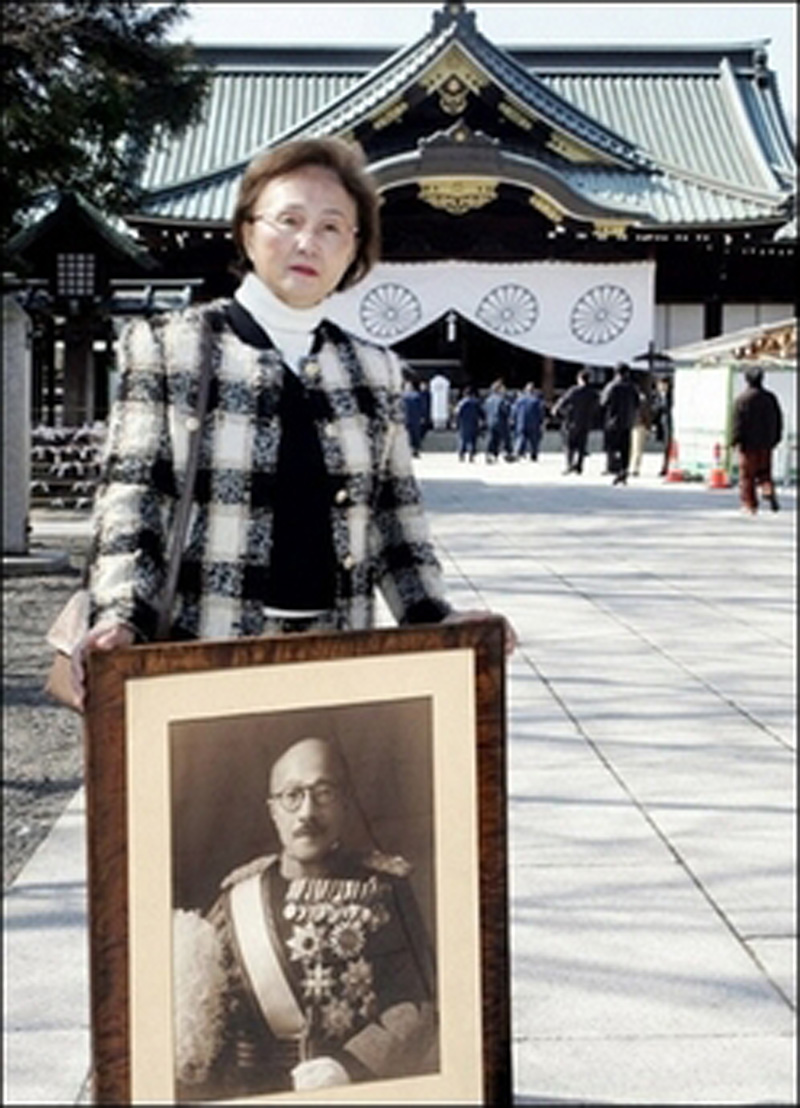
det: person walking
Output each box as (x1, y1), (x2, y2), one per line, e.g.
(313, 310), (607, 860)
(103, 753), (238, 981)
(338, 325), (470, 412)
(403, 377), (426, 458)
(552, 368), (598, 475)
(69, 136), (515, 707)
(511, 382), (544, 461)
(653, 375), (674, 477)
(730, 366), (783, 514)
(455, 386), (484, 461)
(418, 378), (433, 442)
(600, 363), (640, 485)
(484, 379), (513, 463)
(629, 378), (652, 477)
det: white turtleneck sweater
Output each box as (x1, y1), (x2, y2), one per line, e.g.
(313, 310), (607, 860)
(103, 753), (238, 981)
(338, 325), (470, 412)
(234, 272), (325, 372)
(232, 272), (333, 618)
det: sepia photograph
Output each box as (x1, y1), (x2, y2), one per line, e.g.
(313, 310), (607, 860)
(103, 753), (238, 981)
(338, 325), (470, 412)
(84, 621), (509, 1104)
(169, 699), (438, 1100)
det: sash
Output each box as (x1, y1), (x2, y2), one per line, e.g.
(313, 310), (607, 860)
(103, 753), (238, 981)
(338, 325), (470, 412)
(229, 871), (307, 1041)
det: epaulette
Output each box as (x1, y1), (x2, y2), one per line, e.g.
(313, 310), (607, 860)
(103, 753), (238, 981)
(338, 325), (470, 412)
(220, 854), (276, 891)
(363, 849), (413, 878)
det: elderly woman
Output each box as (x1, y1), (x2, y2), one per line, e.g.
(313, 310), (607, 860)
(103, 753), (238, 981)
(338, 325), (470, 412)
(71, 137), (512, 705)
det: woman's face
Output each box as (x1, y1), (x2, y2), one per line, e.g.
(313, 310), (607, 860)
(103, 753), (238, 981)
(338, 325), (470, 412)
(242, 165), (359, 308)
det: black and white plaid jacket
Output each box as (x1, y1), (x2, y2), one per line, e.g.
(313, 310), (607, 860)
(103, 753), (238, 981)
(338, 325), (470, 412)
(88, 300), (451, 641)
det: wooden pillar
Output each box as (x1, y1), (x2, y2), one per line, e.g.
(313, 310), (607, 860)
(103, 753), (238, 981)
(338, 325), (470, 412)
(43, 315), (57, 426)
(541, 355), (555, 403)
(704, 297), (723, 340)
(63, 313), (94, 425)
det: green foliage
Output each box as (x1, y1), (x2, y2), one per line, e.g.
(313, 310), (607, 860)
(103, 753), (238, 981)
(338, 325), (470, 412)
(1, 1), (210, 243)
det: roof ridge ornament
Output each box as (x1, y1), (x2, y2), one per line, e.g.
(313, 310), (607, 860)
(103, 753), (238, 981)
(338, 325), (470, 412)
(419, 120), (499, 151)
(432, 1), (476, 35)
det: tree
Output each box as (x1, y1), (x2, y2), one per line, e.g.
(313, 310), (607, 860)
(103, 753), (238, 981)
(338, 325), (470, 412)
(1, 1), (210, 243)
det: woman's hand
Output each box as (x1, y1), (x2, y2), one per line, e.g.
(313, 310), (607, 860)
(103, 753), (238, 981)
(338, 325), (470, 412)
(70, 622), (136, 711)
(443, 608), (518, 655)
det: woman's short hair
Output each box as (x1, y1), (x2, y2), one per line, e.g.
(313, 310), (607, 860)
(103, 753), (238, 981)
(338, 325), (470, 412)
(231, 137), (381, 290)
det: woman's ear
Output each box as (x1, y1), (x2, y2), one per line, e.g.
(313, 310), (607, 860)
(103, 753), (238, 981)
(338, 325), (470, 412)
(241, 221), (256, 269)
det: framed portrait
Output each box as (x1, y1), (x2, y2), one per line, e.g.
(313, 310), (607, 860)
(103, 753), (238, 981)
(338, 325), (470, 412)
(84, 619), (510, 1104)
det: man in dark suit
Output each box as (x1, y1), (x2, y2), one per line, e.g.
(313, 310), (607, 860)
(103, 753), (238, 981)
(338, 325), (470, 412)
(552, 369), (599, 474)
(600, 363), (641, 484)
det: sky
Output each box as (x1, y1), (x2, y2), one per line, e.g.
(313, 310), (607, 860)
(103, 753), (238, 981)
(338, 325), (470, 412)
(173, 2), (797, 128)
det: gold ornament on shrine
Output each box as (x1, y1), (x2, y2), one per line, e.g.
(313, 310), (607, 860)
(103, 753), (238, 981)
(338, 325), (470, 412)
(419, 177), (498, 215)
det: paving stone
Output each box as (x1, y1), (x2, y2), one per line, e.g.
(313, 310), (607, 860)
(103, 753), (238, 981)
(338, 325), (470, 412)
(4, 454), (795, 1105)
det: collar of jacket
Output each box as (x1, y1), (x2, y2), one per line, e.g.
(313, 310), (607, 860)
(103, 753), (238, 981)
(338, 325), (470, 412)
(225, 299), (351, 361)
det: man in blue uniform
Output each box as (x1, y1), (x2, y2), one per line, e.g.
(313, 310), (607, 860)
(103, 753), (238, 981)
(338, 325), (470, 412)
(512, 382), (545, 461)
(403, 377), (427, 457)
(484, 379), (514, 462)
(455, 386), (484, 461)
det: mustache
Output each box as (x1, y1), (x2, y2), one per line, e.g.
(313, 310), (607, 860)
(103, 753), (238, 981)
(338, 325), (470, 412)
(292, 818), (323, 837)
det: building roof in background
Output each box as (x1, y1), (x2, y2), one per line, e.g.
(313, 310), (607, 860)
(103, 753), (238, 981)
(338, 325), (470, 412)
(8, 192), (158, 271)
(133, 3), (797, 232)
(668, 317), (797, 364)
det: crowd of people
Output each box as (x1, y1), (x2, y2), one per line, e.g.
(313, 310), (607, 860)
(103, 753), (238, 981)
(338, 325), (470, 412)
(405, 364), (784, 514)
(405, 366), (677, 481)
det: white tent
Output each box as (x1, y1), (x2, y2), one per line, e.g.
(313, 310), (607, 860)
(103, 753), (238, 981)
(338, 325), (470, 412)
(667, 318), (797, 485)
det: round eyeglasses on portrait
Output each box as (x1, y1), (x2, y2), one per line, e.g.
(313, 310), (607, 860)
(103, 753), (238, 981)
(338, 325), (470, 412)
(270, 781), (341, 812)
(250, 210), (358, 248)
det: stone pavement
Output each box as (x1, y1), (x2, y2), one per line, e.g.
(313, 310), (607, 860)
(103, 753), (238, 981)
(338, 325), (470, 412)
(4, 449), (796, 1104)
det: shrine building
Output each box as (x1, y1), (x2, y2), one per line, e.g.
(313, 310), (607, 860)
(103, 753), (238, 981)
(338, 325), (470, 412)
(7, 0), (797, 422)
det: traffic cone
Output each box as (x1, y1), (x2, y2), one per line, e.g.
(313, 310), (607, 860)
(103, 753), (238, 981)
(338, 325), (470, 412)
(707, 442), (730, 489)
(664, 439), (684, 482)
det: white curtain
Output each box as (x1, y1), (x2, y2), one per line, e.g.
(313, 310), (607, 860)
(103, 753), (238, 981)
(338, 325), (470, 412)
(327, 260), (655, 365)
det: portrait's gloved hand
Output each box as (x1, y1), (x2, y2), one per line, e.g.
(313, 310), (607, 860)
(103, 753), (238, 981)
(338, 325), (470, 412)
(291, 1056), (351, 1089)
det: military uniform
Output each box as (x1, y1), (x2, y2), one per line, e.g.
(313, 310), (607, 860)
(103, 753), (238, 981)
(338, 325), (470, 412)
(175, 849), (438, 1101)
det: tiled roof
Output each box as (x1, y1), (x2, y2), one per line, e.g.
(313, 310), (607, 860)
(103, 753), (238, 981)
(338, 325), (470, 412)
(8, 191), (158, 269)
(141, 68), (363, 198)
(134, 10), (796, 231)
(538, 57), (794, 194)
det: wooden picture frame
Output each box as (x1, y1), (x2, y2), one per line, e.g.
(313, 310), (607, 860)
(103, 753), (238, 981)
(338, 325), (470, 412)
(84, 619), (510, 1104)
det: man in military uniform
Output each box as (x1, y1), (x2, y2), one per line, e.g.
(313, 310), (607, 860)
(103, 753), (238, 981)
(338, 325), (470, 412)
(173, 736), (438, 1100)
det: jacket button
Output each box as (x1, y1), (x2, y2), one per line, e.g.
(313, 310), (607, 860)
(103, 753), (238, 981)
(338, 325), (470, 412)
(325, 423), (337, 438)
(305, 360), (320, 378)
(341, 553), (355, 570)
(186, 416), (200, 432)
(335, 488), (349, 505)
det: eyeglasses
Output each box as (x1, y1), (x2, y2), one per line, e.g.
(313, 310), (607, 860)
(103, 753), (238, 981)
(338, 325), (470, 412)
(250, 210), (358, 247)
(270, 780), (340, 813)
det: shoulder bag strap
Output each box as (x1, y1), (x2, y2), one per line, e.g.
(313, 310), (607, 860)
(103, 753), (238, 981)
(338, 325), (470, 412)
(154, 309), (220, 641)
